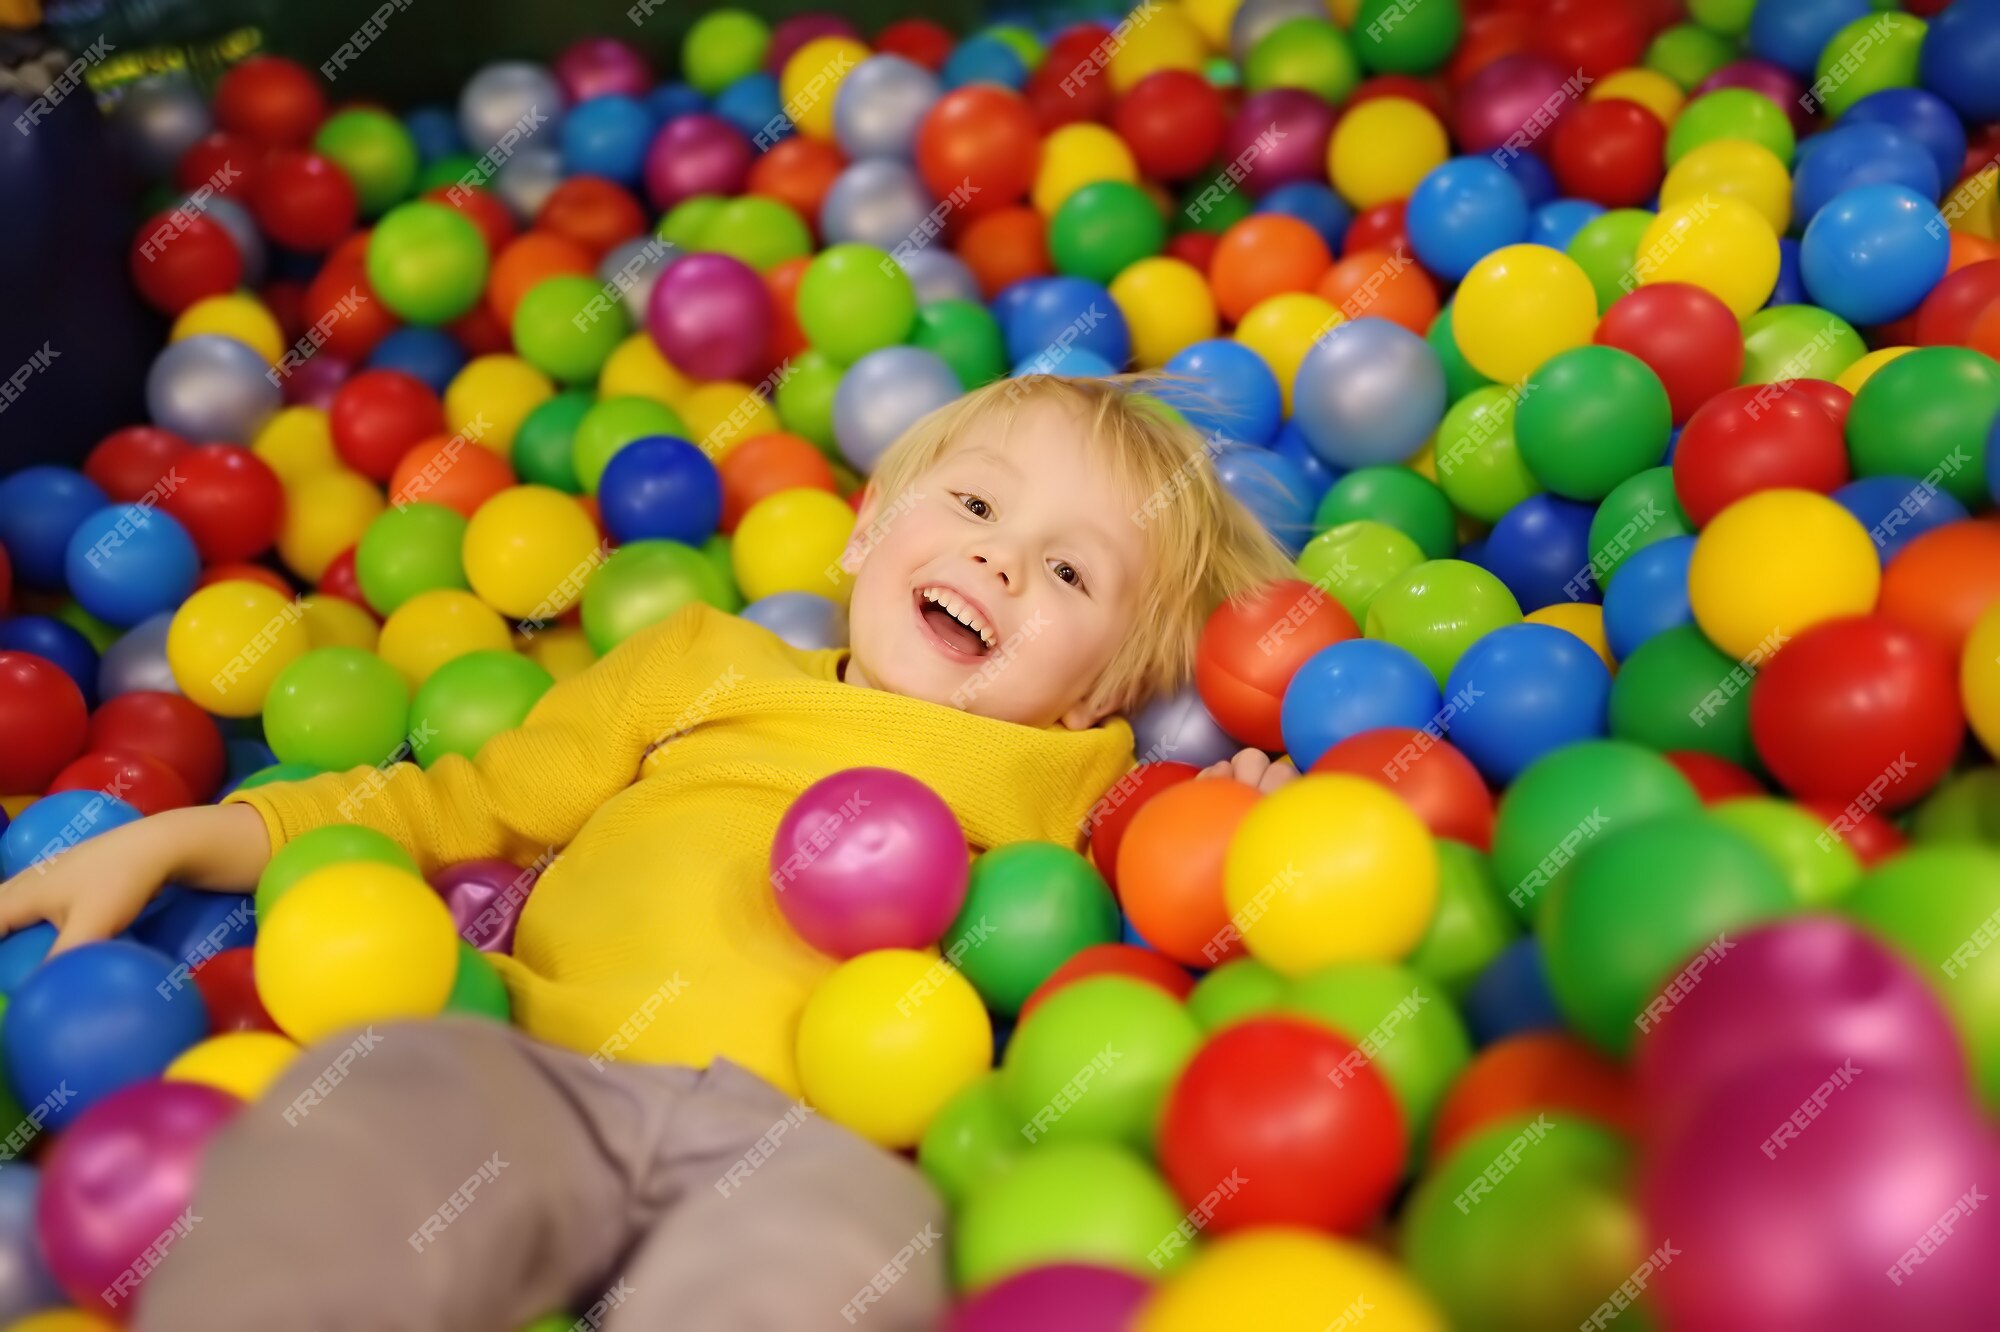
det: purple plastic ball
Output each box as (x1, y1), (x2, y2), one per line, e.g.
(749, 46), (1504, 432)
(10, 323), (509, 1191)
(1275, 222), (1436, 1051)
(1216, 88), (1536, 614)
(1220, 90), (1337, 199)
(429, 857), (541, 954)
(643, 113), (753, 212)
(37, 1079), (240, 1316)
(1695, 60), (1812, 136)
(554, 37), (654, 102)
(1455, 55), (1573, 156)
(770, 767), (969, 958)
(646, 251), (772, 382)
(946, 1264), (1152, 1332)
(281, 353), (351, 411)
(766, 14), (863, 74)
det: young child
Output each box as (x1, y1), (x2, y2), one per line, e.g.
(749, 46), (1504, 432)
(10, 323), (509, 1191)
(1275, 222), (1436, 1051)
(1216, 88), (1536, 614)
(0, 375), (1299, 1330)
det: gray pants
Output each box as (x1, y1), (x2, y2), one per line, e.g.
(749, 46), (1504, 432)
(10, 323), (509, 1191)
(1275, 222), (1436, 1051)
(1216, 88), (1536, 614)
(136, 1020), (948, 1331)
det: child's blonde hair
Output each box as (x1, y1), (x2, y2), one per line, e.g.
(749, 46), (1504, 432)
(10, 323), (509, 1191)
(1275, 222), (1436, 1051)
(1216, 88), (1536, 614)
(864, 373), (1298, 720)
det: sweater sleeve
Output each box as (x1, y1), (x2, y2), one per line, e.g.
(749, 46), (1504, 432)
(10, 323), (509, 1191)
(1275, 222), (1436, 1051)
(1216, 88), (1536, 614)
(223, 606), (711, 873)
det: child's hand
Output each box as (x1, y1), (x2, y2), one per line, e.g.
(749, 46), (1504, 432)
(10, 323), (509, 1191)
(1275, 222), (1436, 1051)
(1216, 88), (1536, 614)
(1198, 748), (1299, 794)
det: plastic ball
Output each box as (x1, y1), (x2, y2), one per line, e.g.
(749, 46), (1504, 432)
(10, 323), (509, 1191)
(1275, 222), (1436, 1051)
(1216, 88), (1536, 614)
(1136, 1229), (1443, 1332)
(256, 824), (417, 920)
(1430, 1031), (1635, 1162)
(1363, 558), (1523, 688)
(1514, 346), (1672, 501)
(407, 650), (552, 769)
(948, 1265), (1151, 1332)
(831, 347), (963, 475)
(85, 691), (224, 802)
(1846, 347), (2000, 508)
(461, 486), (600, 620)
(1, 787), (142, 878)
(1159, 340), (1281, 445)
(1592, 283), (1744, 424)
(1687, 489), (1880, 661)
(1002, 977), (1199, 1152)
(364, 201), (488, 326)
(955, 1142), (1188, 1289)
(164, 1030), (298, 1101)
(1115, 779), (1261, 969)
(1405, 158), (1529, 282)
(1445, 622), (1613, 785)
(1799, 183), (1948, 327)
(939, 842), (1120, 1017)
(1196, 578), (1359, 752)
(730, 488), (855, 604)
(1452, 244), (1597, 383)
(164, 581), (311, 719)
(145, 334), (279, 446)
(596, 436), (722, 549)
(260, 646), (410, 772)
(1634, 194), (1780, 319)
(1289, 319), (1443, 471)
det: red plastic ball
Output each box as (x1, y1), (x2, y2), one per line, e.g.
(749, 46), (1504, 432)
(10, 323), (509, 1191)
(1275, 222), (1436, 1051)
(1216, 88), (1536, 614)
(425, 184), (518, 258)
(1344, 200), (1410, 258)
(86, 692), (227, 802)
(1787, 378), (1851, 433)
(1795, 796), (1906, 869)
(1594, 284), (1745, 424)
(213, 56), (327, 148)
(253, 150), (361, 253)
(303, 240), (398, 363)
(1309, 727), (1496, 850)
(1164, 230), (1219, 274)
(1347, 74), (1450, 122)
(1549, 99), (1667, 209)
(84, 427), (192, 504)
(535, 176), (647, 259)
(1026, 57), (1113, 132)
(191, 948), (283, 1035)
(196, 563), (294, 597)
(1878, 519), (2000, 660)
(1428, 1032), (1635, 1164)
(48, 750), (194, 816)
(746, 139), (846, 238)
(130, 211), (242, 315)
(317, 547), (367, 606)
(1084, 761), (1200, 889)
(1112, 71), (1227, 182)
(915, 86), (1040, 218)
(1664, 750), (1764, 804)
(0, 652), (89, 794)
(874, 18), (955, 71)
(1018, 944), (1195, 1022)
(1671, 384), (1849, 526)
(174, 131), (261, 201)
(156, 444), (287, 564)
(1917, 262), (2000, 347)
(1158, 1018), (1406, 1235)
(1748, 615), (1964, 812)
(1533, 0), (1652, 80)
(957, 206), (1053, 299)
(329, 370), (445, 481)
(1196, 578), (1358, 751)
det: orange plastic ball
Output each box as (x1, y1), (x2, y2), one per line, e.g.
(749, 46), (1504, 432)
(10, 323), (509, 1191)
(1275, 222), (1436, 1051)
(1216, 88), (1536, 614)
(534, 176), (647, 259)
(486, 232), (596, 326)
(748, 138), (847, 237)
(1428, 1032), (1637, 1163)
(425, 184), (518, 258)
(764, 256), (812, 362)
(1196, 579), (1359, 752)
(718, 432), (839, 532)
(1316, 246), (1441, 335)
(1116, 778), (1263, 968)
(1209, 215), (1334, 326)
(914, 85), (1040, 217)
(1879, 520), (2000, 659)
(388, 434), (517, 517)
(958, 206), (1053, 300)
(196, 562), (294, 597)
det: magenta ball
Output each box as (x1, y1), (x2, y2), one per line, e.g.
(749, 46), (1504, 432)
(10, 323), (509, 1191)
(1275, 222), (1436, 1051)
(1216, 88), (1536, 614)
(646, 251), (773, 382)
(766, 13), (863, 74)
(643, 113), (753, 212)
(1221, 90), (1336, 198)
(1455, 54), (1574, 156)
(1644, 1067), (2000, 1328)
(947, 1264), (1152, 1332)
(554, 37), (654, 101)
(37, 1079), (240, 1316)
(429, 857), (540, 954)
(1695, 60), (1811, 135)
(770, 766), (969, 958)
(281, 353), (350, 410)
(1635, 916), (1970, 1141)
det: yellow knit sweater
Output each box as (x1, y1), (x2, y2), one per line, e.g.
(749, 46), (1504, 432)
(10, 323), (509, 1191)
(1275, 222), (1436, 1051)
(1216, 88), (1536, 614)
(226, 604), (1137, 1094)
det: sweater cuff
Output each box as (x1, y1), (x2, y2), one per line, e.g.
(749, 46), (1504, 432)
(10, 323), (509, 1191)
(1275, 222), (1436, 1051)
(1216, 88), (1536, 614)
(219, 782), (318, 858)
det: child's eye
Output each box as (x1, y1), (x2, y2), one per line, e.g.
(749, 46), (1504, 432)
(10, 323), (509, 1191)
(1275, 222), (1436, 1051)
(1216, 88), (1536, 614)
(1052, 561), (1084, 589)
(957, 494), (992, 518)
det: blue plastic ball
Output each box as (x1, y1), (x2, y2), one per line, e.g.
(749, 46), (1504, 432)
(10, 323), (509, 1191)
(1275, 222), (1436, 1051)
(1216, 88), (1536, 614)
(1280, 638), (1443, 770)
(0, 790), (144, 878)
(1292, 317), (1446, 470)
(740, 592), (848, 650)
(989, 277), (1048, 336)
(1407, 157), (1532, 282)
(1269, 417), (1343, 507)
(648, 82), (709, 124)
(1443, 623), (1611, 784)
(402, 105), (464, 165)
(1213, 443), (1315, 554)
(1799, 184), (1950, 327)
(1918, 0), (2000, 125)
(366, 326), (469, 395)
(1002, 276), (1130, 370)
(1256, 182), (1353, 253)
(1841, 89), (1967, 198)
(1463, 937), (1566, 1045)
(1, 941), (208, 1132)
(943, 34), (1028, 90)
(0, 926), (55, 994)
(1480, 494), (1597, 612)
(713, 73), (787, 146)
(1503, 150), (1558, 211)
(1010, 347), (1115, 378)
(1749, 0), (1871, 77)
(1769, 236), (1807, 307)
(1793, 124), (1942, 225)
(0, 616), (97, 706)
(1833, 474), (1972, 564)
(63, 504), (200, 629)
(559, 93), (654, 183)
(0, 468), (109, 589)
(597, 435), (724, 546)
(1530, 199), (1605, 253)
(128, 886), (257, 971)
(223, 737), (279, 790)
(1160, 339), (1282, 445)
(1601, 534), (1694, 660)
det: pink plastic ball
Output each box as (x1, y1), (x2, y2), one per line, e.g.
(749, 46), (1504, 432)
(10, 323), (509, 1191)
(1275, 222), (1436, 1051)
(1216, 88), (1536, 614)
(37, 1079), (240, 1316)
(643, 113), (754, 212)
(1695, 60), (1812, 136)
(947, 1264), (1152, 1331)
(554, 37), (654, 102)
(281, 352), (351, 410)
(769, 766), (969, 958)
(1454, 54), (1575, 156)
(766, 14), (863, 74)
(429, 857), (541, 954)
(1220, 90), (1337, 199)
(646, 251), (773, 382)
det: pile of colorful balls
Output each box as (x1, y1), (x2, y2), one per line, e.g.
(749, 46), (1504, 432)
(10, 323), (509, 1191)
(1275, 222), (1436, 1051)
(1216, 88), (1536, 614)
(4, 0), (2000, 1324)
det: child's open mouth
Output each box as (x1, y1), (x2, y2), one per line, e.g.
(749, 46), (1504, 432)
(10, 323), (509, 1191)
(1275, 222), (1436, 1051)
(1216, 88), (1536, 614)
(914, 585), (996, 658)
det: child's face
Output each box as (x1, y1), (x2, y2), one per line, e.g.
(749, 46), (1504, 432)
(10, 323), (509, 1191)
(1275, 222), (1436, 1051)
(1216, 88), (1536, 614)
(840, 398), (1151, 729)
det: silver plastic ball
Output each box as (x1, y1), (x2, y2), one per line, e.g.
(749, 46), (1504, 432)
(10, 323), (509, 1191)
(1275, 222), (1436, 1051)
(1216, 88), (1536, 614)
(832, 55), (941, 163)
(832, 345), (963, 474)
(492, 144), (565, 224)
(110, 76), (212, 180)
(202, 197), (267, 287)
(898, 248), (981, 306)
(1129, 683), (1241, 769)
(818, 159), (934, 252)
(598, 234), (683, 327)
(98, 612), (181, 699)
(740, 592), (849, 651)
(144, 335), (280, 445)
(458, 61), (568, 155)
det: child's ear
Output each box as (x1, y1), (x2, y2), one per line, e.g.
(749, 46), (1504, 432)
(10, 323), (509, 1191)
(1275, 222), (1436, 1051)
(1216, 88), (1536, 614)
(838, 486), (880, 576)
(1059, 697), (1113, 731)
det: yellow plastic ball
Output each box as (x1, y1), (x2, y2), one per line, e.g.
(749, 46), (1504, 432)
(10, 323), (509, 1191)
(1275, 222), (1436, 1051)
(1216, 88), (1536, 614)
(1138, 1230), (1445, 1332)
(4, 1312), (120, 1332)
(444, 354), (555, 455)
(1526, 602), (1616, 672)
(251, 406), (339, 485)
(1660, 139), (1792, 234)
(1635, 194), (1780, 319)
(1105, 4), (1207, 93)
(0, 795), (35, 820)
(299, 592), (380, 652)
(1589, 68), (1685, 125)
(1407, 439), (1438, 484)
(165, 1031), (301, 1101)
(1110, 257), (1218, 368)
(1688, 489), (1881, 661)
(796, 949), (993, 1149)
(170, 294), (285, 365)
(1182, 0), (1244, 48)
(781, 37), (872, 141)
(1942, 166), (1999, 240)
(599, 333), (692, 408)
(1836, 345), (1916, 395)
(732, 488), (857, 604)
(1223, 774), (1438, 977)
(276, 467), (383, 582)
(1329, 98), (1450, 209)
(462, 485), (603, 620)
(1033, 122), (1140, 217)
(377, 588), (514, 691)
(1234, 292), (1340, 415)
(254, 861), (460, 1045)
(167, 581), (311, 718)
(679, 380), (781, 460)
(519, 622), (600, 681)
(1966, 605), (2000, 759)
(1452, 244), (1599, 384)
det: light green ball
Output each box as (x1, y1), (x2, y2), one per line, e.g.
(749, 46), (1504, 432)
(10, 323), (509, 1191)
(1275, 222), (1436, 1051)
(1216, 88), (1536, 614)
(684, 10), (771, 94)
(954, 1143), (1191, 1289)
(262, 647), (410, 774)
(409, 650), (554, 769)
(580, 540), (736, 655)
(512, 275), (630, 386)
(1364, 559), (1523, 688)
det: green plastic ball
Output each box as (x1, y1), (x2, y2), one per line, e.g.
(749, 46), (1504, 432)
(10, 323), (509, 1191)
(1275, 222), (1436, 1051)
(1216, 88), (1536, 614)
(1566, 209), (1654, 314)
(1811, 12), (1926, 118)
(1296, 520), (1427, 624)
(255, 824), (418, 919)
(1177, 174), (1253, 234)
(1586, 467), (1694, 591)
(416, 152), (481, 195)
(1409, 840), (1520, 1001)
(986, 24), (1045, 70)
(1515, 347), (1673, 501)
(1666, 88), (1797, 167)
(659, 194), (727, 250)
(1687, 0), (1754, 35)
(1911, 770), (2000, 847)
(1353, 0), (1464, 74)
(1607, 624), (1759, 766)
(1245, 19), (1362, 103)
(580, 541), (736, 655)
(954, 1143), (1191, 1289)
(1287, 962), (1472, 1145)
(918, 1074), (1021, 1210)
(0, 998), (25, 1143)
(1434, 384), (1541, 523)
(1709, 797), (1861, 907)
(683, 10), (772, 94)
(444, 941), (511, 1021)
(941, 843), (1120, 1017)
(409, 650), (554, 769)
(1428, 305), (1495, 403)
(354, 502), (469, 616)
(1049, 182), (1166, 285)
(697, 195), (813, 272)
(572, 396), (686, 494)
(1001, 977), (1200, 1153)
(1316, 467), (1457, 559)
(1541, 812), (1794, 1054)
(773, 350), (844, 455)
(1364, 559), (1523, 688)
(1739, 306), (1866, 386)
(52, 601), (120, 652)
(795, 243), (917, 366)
(697, 533), (744, 613)
(1644, 22), (1739, 91)
(1186, 957), (1290, 1032)
(912, 300), (1009, 390)
(234, 762), (321, 792)
(513, 389), (592, 492)
(1845, 347), (2000, 507)
(312, 108), (418, 217)
(512, 275), (630, 386)
(262, 647), (411, 774)
(365, 201), (489, 326)
(1494, 740), (1701, 927)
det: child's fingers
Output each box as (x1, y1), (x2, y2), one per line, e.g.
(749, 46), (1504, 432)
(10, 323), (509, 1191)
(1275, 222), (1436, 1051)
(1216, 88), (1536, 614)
(1230, 749), (1271, 785)
(0, 883), (53, 937)
(1196, 760), (1232, 780)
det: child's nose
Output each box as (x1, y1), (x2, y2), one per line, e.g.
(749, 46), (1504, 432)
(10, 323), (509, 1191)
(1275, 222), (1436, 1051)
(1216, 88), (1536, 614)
(969, 553), (1011, 588)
